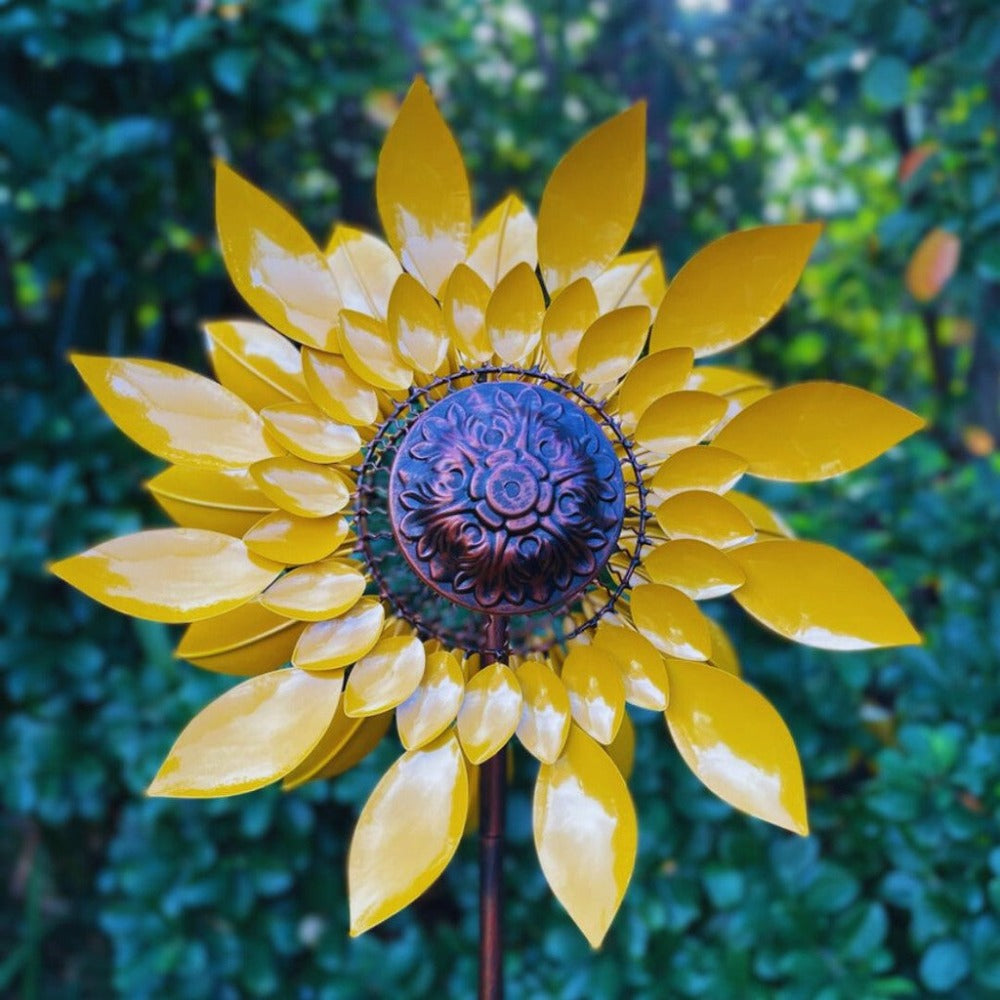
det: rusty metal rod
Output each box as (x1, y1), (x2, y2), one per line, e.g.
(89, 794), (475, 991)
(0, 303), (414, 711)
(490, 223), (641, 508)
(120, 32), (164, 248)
(479, 613), (508, 1000)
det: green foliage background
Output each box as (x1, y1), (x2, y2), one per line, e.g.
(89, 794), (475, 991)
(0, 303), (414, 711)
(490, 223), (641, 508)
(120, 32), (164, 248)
(2, 1), (999, 997)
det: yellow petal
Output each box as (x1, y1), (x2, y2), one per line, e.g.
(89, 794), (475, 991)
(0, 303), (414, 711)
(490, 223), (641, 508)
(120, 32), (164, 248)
(396, 650), (465, 750)
(283, 704), (393, 789)
(533, 725), (638, 948)
(593, 249), (667, 312)
(606, 710), (636, 780)
(259, 402), (361, 464)
(301, 348), (380, 427)
(592, 623), (669, 711)
(292, 598), (386, 671)
(650, 446), (747, 499)
(485, 262), (545, 364)
(456, 663), (522, 765)
(655, 491), (755, 549)
(71, 354), (279, 469)
(707, 619), (741, 677)
(243, 511), (350, 564)
(729, 540), (921, 650)
(642, 539), (745, 600)
(51, 528), (280, 624)
(726, 491), (795, 538)
(905, 227), (960, 302)
(515, 660), (571, 764)
(348, 732), (468, 934)
(541, 278), (600, 376)
(442, 263), (492, 363)
(616, 348), (694, 432)
(634, 391), (727, 456)
(650, 224), (822, 357)
(466, 194), (538, 288)
(574, 305), (651, 384)
(259, 557), (366, 621)
(147, 466), (275, 536)
(203, 319), (307, 410)
(324, 225), (402, 320)
(376, 78), (471, 296)
(175, 601), (305, 676)
(685, 365), (769, 395)
(712, 382), (925, 481)
(665, 658), (808, 834)
(215, 161), (340, 350)
(344, 635), (426, 717)
(629, 583), (712, 660)
(538, 103), (646, 293)
(148, 667), (343, 796)
(561, 646), (626, 746)
(387, 272), (449, 374)
(338, 309), (412, 393)
(250, 457), (352, 518)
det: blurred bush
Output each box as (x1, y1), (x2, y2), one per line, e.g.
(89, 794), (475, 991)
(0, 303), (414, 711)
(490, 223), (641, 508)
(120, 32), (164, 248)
(2, 1), (998, 997)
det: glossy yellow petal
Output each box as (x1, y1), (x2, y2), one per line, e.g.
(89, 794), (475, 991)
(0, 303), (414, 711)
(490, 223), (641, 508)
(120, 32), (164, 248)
(376, 78), (471, 296)
(147, 466), (275, 537)
(729, 540), (921, 650)
(485, 262), (545, 364)
(561, 646), (626, 746)
(243, 511), (350, 564)
(259, 402), (361, 464)
(538, 103), (646, 293)
(575, 305), (651, 385)
(456, 663), (522, 765)
(215, 161), (340, 350)
(51, 528), (280, 624)
(259, 557), (366, 622)
(324, 225), (402, 320)
(348, 731), (468, 935)
(592, 623), (669, 711)
(616, 348), (694, 432)
(650, 224), (822, 357)
(442, 263), (492, 363)
(650, 446), (747, 499)
(203, 320), (307, 409)
(71, 354), (279, 469)
(634, 391), (727, 456)
(292, 598), (385, 671)
(685, 365), (769, 395)
(707, 619), (741, 677)
(665, 658), (808, 834)
(466, 194), (537, 288)
(515, 660), (571, 764)
(712, 382), (925, 481)
(629, 583), (712, 660)
(387, 272), (449, 374)
(284, 707), (393, 788)
(250, 457), (352, 519)
(642, 539), (745, 600)
(338, 309), (413, 392)
(344, 635), (426, 717)
(148, 667), (343, 796)
(301, 348), (380, 427)
(396, 650), (465, 750)
(726, 491), (795, 538)
(541, 278), (600, 376)
(593, 249), (667, 312)
(656, 491), (755, 549)
(176, 601), (305, 676)
(533, 725), (638, 948)
(606, 710), (636, 780)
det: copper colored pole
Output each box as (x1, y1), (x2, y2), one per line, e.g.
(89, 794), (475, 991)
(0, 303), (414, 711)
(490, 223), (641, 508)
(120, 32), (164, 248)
(479, 613), (508, 1000)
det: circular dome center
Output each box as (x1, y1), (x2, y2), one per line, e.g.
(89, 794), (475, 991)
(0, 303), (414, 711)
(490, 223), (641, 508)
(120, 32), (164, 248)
(388, 381), (625, 615)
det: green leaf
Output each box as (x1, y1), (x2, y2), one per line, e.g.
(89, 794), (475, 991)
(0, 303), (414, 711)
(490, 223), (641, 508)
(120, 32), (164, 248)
(862, 56), (910, 110)
(919, 940), (970, 993)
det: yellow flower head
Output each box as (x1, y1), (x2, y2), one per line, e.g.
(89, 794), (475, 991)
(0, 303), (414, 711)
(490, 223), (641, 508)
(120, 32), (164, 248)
(51, 78), (923, 947)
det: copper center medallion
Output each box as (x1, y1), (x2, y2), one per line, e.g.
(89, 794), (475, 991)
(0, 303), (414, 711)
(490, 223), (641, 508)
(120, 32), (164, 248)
(388, 381), (625, 614)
